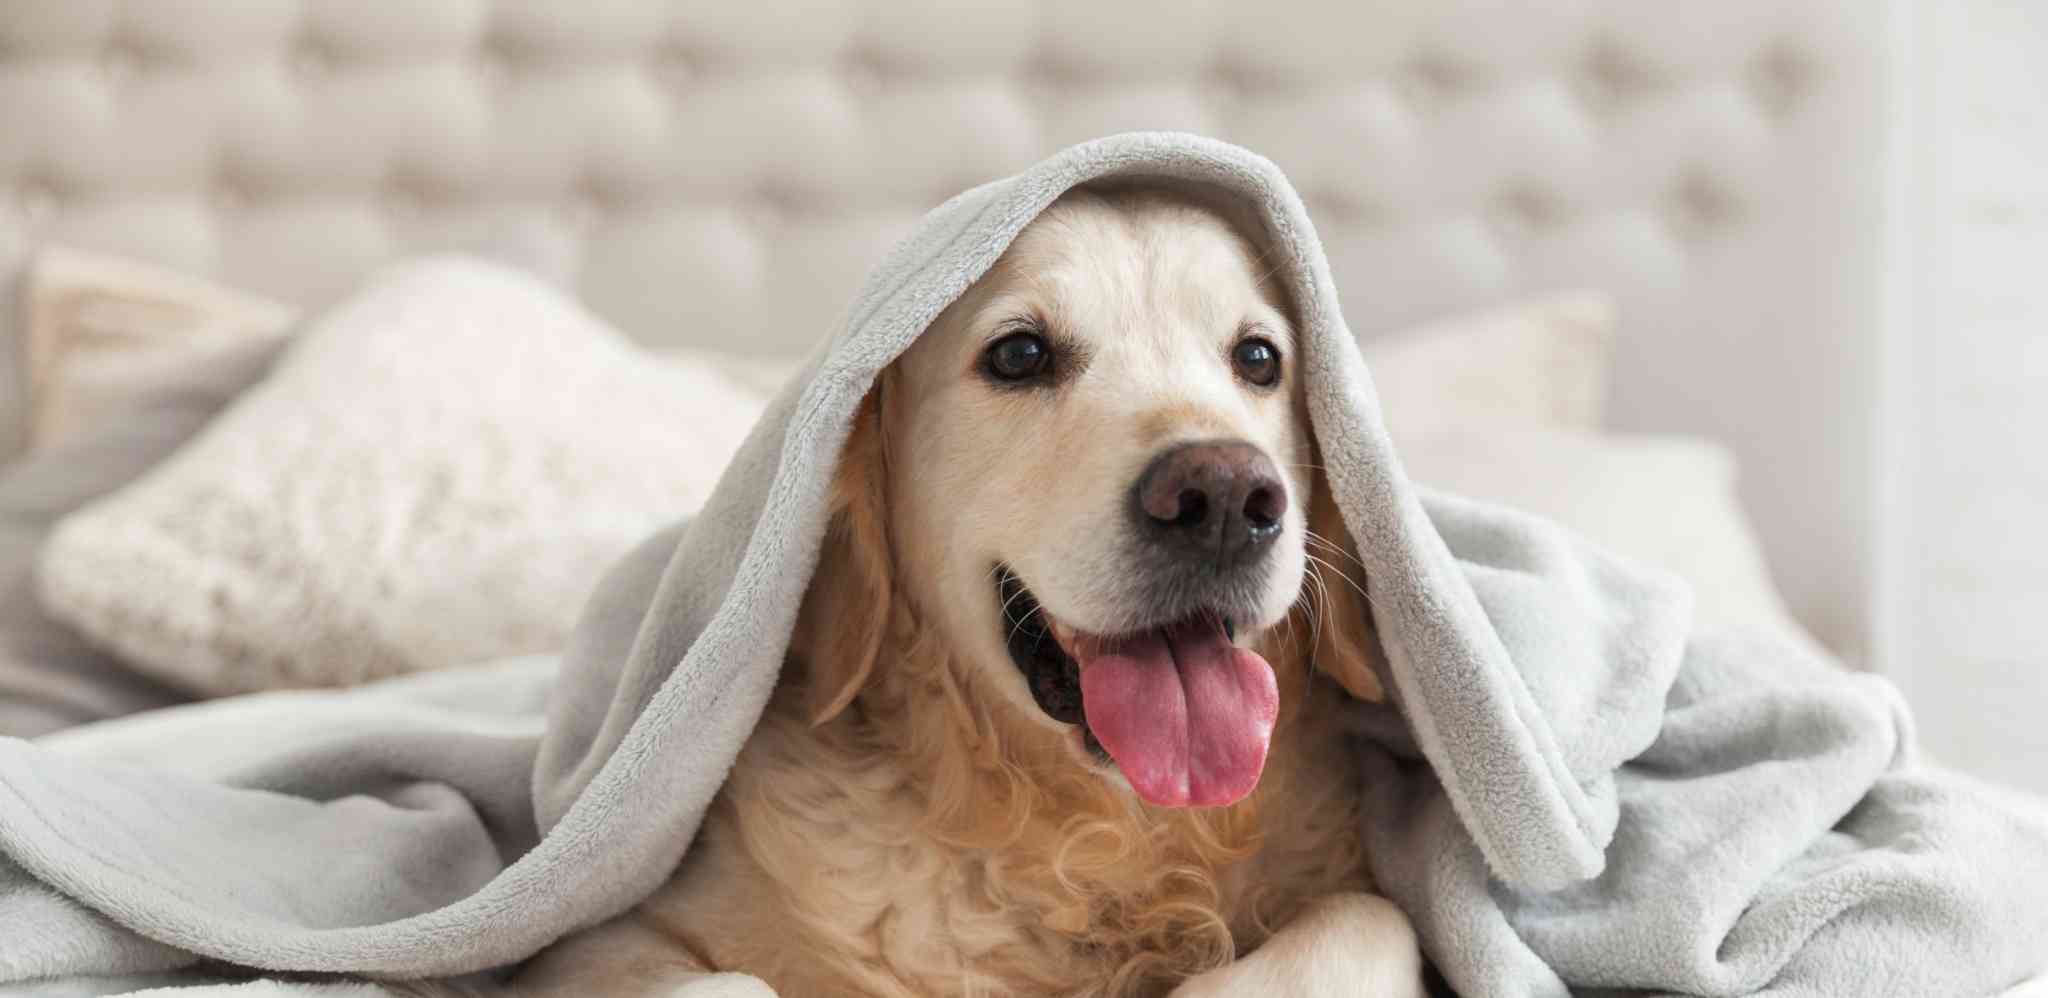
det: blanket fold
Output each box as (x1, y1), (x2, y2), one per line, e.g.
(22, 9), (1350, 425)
(3, 132), (2045, 998)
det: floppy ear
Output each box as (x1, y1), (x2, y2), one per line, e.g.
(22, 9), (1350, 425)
(792, 385), (895, 726)
(1305, 471), (1386, 703)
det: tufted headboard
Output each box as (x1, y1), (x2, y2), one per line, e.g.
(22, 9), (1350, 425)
(0, 1), (1889, 660)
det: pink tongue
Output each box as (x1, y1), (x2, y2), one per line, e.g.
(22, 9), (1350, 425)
(1078, 621), (1279, 808)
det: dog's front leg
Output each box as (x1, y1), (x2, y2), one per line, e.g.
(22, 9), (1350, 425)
(1169, 893), (1424, 998)
(399, 915), (776, 998)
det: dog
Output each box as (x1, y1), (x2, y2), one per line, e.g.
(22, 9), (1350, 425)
(487, 186), (1425, 998)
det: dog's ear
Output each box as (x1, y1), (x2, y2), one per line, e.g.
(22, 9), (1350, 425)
(792, 387), (895, 726)
(1305, 473), (1386, 703)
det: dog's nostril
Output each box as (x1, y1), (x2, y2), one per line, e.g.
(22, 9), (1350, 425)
(1174, 488), (1209, 528)
(1243, 484), (1282, 531)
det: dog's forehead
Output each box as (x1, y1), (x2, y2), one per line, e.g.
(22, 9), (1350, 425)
(1000, 198), (1274, 346)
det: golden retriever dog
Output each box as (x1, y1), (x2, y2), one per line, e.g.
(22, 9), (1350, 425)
(489, 187), (1425, 998)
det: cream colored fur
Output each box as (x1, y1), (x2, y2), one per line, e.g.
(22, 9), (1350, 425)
(464, 189), (1422, 998)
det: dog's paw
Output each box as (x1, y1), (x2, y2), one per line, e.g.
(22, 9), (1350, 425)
(1170, 893), (1425, 998)
(666, 972), (778, 998)
(1173, 957), (1423, 998)
(1170, 958), (1273, 998)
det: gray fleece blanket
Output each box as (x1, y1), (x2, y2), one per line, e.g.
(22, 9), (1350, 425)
(4, 133), (2048, 998)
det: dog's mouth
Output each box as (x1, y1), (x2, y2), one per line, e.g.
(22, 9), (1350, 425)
(995, 566), (1279, 809)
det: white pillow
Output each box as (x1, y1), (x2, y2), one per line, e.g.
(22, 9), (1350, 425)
(1400, 428), (1810, 643)
(1364, 292), (1612, 442)
(40, 258), (767, 696)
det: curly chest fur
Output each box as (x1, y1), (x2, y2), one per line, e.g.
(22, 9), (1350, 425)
(641, 673), (1371, 998)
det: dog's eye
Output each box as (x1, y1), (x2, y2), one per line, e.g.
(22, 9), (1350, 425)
(1231, 337), (1282, 387)
(985, 331), (1053, 383)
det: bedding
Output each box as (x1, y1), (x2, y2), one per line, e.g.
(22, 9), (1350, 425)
(8, 252), (1802, 748)
(0, 133), (2043, 997)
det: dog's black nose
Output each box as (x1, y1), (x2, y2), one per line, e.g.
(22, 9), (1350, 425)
(1132, 440), (1286, 567)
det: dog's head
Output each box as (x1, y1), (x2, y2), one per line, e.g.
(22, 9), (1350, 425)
(794, 186), (1381, 809)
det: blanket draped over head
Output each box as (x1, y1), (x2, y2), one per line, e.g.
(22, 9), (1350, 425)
(3, 133), (2047, 998)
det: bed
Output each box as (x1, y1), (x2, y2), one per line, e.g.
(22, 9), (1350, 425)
(11, 3), (2042, 996)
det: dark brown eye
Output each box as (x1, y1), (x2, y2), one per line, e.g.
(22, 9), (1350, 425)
(1231, 336), (1281, 387)
(985, 330), (1053, 382)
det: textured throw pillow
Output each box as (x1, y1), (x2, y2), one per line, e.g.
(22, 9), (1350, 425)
(39, 257), (768, 696)
(21, 249), (300, 453)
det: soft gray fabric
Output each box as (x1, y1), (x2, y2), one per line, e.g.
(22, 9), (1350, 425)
(1, 133), (2045, 997)
(0, 335), (285, 736)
